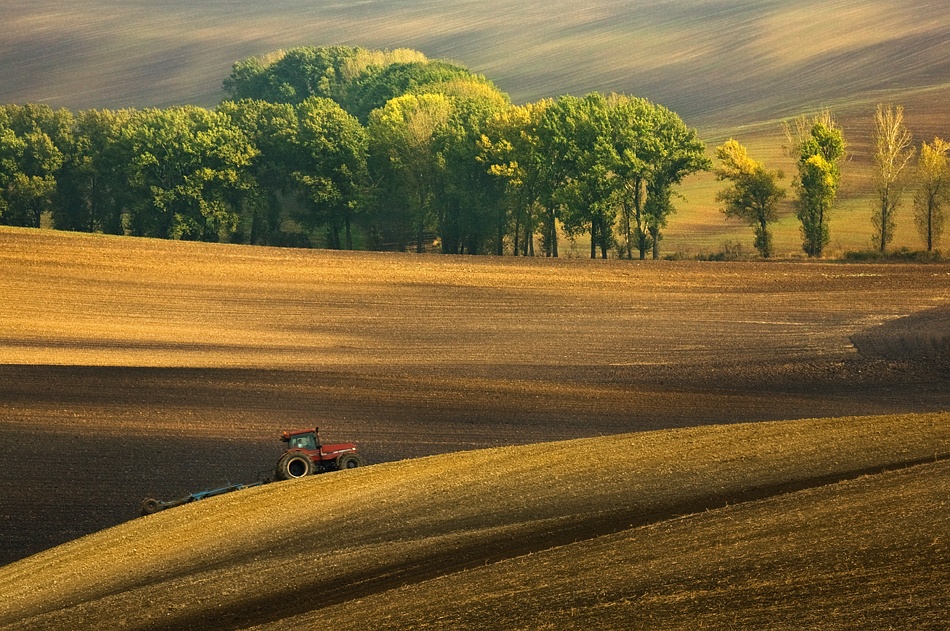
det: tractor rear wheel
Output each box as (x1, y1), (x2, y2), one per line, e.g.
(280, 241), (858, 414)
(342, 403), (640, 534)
(337, 453), (366, 470)
(276, 452), (314, 480)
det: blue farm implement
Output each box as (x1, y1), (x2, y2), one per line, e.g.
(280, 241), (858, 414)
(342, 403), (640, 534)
(140, 481), (265, 515)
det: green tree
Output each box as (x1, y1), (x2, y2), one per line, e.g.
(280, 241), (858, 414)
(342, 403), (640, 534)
(223, 46), (362, 105)
(53, 109), (133, 234)
(543, 94), (618, 259)
(604, 94), (658, 260)
(435, 91), (509, 254)
(479, 100), (552, 256)
(0, 104), (71, 228)
(913, 137), (950, 252)
(532, 95), (610, 257)
(715, 139), (786, 258)
(223, 46), (427, 111)
(485, 93), (707, 259)
(123, 106), (257, 241)
(218, 99), (300, 244)
(871, 104), (914, 252)
(367, 93), (452, 252)
(521, 100), (570, 257)
(345, 60), (497, 122)
(784, 111), (846, 257)
(291, 97), (368, 249)
(640, 104), (711, 259)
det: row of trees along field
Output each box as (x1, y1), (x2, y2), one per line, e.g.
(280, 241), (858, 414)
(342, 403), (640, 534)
(716, 106), (948, 258)
(0, 46), (946, 258)
(0, 46), (708, 258)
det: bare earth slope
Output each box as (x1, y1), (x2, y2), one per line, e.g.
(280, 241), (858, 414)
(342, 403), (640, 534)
(1, 226), (949, 567)
(308, 456), (950, 631)
(3, 0), (950, 125)
(0, 413), (947, 630)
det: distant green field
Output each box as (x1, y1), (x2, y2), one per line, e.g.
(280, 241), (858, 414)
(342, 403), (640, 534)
(4, 0), (950, 255)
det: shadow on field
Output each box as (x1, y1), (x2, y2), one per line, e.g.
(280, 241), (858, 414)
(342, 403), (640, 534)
(851, 305), (950, 371)
(0, 429), (280, 565)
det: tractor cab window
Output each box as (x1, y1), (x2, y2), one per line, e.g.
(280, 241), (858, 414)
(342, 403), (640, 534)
(288, 433), (317, 450)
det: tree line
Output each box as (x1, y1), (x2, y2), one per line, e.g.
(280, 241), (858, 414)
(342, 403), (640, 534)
(1, 46), (946, 258)
(0, 46), (710, 258)
(716, 105), (947, 258)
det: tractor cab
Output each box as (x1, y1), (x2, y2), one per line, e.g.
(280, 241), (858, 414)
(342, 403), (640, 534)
(283, 428), (319, 451)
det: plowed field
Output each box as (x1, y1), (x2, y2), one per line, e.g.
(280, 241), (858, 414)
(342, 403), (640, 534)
(1, 226), (949, 566)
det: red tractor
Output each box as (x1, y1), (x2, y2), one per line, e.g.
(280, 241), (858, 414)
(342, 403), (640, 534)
(275, 427), (366, 480)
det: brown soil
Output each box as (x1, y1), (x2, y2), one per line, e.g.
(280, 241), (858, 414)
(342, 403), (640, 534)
(306, 458), (950, 631)
(1, 227), (949, 567)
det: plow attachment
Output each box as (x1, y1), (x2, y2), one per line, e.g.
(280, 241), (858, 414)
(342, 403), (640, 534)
(140, 480), (266, 516)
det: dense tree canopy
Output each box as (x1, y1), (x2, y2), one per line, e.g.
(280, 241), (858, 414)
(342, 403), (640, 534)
(122, 106), (257, 240)
(0, 45), (718, 257)
(217, 99), (300, 245)
(0, 104), (71, 228)
(477, 93), (708, 259)
(292, 97), (368, 249)
(223, 46), (426, 109)
(53, 109), (132, 234)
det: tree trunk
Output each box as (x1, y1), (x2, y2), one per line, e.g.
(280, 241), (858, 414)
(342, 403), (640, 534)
(928, 199), (935, 251)
(590, 221), (597, 259)
(513, 215), (521, 256)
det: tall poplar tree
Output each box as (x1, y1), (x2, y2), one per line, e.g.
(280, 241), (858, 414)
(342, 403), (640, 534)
(784, 111), (845, 257)
(913, 137), (950, 252)
(871, 104), (914, 252)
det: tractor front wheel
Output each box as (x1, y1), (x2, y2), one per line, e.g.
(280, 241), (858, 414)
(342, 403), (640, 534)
(276, 452), (314, 480)
(337, 454), (366, 470)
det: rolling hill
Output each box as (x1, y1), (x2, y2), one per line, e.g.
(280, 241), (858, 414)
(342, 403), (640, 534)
(2, 1), (950, 623)
(1, 413), (947, 629)
(0, 226), (948, 628)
